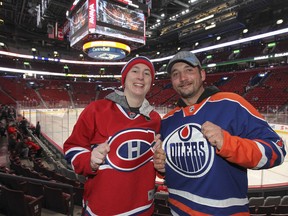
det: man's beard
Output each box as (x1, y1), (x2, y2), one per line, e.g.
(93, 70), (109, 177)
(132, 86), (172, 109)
(177, 81), (194, 99)
(180, 90), (196, 99)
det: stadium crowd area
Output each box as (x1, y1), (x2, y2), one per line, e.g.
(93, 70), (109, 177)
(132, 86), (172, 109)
(0, 32), (288, 216)
(1, 35), (288, 113)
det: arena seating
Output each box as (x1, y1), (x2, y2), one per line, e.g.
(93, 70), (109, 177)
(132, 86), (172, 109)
(1, 55), (287, 112)
(249, 195), (288, 215)
(0, 185), (43, 216)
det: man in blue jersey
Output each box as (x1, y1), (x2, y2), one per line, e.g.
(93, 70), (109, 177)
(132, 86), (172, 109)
(153, 51), (286, 215)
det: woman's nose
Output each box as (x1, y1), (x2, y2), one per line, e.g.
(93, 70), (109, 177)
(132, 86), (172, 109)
(138, 71), (144, 79)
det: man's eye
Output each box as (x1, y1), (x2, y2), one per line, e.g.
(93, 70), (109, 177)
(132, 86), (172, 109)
(172, 72), (178, 77)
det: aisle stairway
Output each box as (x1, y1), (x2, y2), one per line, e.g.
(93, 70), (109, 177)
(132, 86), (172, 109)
(0, 131), (82, 216)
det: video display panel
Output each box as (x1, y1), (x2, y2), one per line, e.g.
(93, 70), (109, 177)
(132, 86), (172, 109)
(95, 0), (145, 44)
(70, 1), (89, 46)
(97, 0), (145, 33)
(69, 0), (146, 48)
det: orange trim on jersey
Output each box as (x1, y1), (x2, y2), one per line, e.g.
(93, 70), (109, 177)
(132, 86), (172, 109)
(218, 130), (263, 168)
(169, 198), (210, 216)
(210, 92), (264, 119)
(165, 98), (209, 118)
(163, 92), (264, 120)
(182, 102), (205, 116)
(169, 198), (250, 216)
(163, 107), (182, 119)
(254, 138), (278, 167)
(231, 212), (250, 216)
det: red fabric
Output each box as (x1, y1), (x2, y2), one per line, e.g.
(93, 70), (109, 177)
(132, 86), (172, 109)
(121, 56), (155, 86)
(25, 140), (41, 151)
(64, 99), (161, 215)
(157, 184), (168, 193)
(7, 126), (17, 134)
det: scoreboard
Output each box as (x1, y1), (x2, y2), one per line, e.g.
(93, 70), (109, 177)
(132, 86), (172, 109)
(68, 0), (149, 60)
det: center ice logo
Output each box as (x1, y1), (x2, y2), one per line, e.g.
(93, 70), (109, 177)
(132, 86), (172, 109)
(106, 128), (155, 172)
(163, 123), (214, 178)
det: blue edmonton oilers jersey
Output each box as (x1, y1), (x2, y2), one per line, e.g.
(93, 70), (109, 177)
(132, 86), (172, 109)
(161, 91), (286, 216)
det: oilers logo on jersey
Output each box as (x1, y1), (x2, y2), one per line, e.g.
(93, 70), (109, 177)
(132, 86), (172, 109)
(106, 128), (155, 172)
(163, 123), (215, 178)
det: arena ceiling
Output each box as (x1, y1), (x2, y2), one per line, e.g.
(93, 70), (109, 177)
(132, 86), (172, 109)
(0, 0), (288, 57)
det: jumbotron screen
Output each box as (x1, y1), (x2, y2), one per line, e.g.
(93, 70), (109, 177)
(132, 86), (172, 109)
(69, 1), (89, 46)
(69, 0), (146, 48)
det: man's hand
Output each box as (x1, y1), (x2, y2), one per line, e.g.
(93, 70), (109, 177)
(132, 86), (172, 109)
(201, 121), (224, 150)
(153, 135), (166, 173)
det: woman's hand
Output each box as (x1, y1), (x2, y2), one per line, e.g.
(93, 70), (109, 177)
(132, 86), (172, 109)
(90, 141), (110, 171)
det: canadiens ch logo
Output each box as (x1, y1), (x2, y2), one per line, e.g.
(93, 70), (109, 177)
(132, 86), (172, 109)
(163, 123), (214, 178)
(106, 128), (155, 172)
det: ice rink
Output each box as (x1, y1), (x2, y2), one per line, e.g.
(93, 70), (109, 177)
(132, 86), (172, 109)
(22, 108), (288, 187)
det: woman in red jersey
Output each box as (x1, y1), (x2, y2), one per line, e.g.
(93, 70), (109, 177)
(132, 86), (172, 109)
(64, 56), (161, 215)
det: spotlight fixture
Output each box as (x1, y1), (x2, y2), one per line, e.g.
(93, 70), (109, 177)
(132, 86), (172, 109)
(276, 19), (283, 25)
(243, 29), (248, 34)
(83, 41), (131, 60)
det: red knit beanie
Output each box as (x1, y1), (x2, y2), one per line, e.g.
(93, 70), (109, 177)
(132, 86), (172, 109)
(121, 56), (155, 87)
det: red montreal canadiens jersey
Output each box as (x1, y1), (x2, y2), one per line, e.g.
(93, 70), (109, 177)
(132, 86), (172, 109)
(64, 95), (161, 215)
(161, 91), (286, 216)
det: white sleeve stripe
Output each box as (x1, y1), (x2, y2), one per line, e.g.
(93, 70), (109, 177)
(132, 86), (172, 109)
(254, 141), (268, 169)
(169, 188), (248, 208)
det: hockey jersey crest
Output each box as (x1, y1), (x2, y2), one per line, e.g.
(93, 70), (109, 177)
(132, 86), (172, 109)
(163, 123), (214, 178)
(106, 128), (155, 171)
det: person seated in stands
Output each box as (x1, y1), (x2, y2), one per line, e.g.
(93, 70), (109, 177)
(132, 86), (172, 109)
(7, 106), (16, 121)
(7, 122), (22, 154)
(18, 116), (29, 136)
(0, 104), (8, 121)
(7, 121), (23, 141)
(23, 136), (42, 158)
(7, 122), (17, 135)
(17, 139), (29, 159)
(0, 121), (6, 137)
(8, 132), (29, 159)
(8, 133), (18, 155)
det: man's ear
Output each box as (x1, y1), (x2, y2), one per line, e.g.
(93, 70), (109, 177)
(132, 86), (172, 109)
(200, 69), (206, 81)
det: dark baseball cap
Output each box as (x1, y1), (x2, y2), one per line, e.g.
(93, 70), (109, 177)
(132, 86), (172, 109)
(167, 51), (201, 74)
